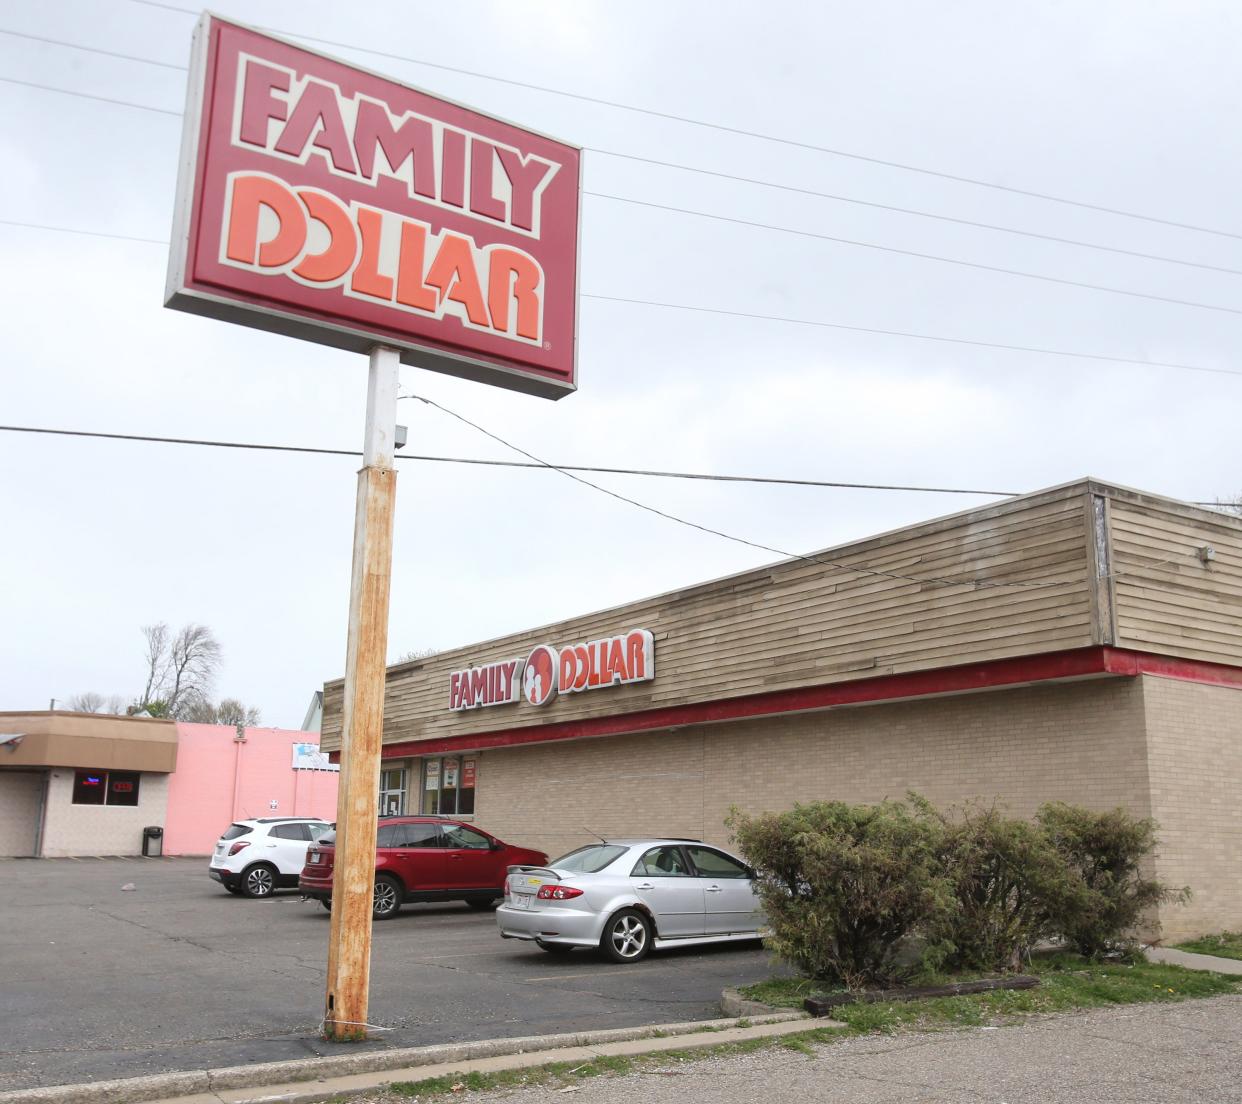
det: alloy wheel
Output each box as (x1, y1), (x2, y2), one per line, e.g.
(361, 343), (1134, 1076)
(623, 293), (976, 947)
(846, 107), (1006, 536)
(609, 914), (648, 959)
(245, 867), (274, 897)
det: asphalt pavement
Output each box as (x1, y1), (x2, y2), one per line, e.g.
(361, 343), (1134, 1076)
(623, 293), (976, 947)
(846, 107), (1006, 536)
(0, 857), (780, 1094)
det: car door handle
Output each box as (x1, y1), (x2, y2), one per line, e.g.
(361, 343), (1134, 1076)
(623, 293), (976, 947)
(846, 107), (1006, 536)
(705, 886), (723, 893)
(636, 882), (654, 890)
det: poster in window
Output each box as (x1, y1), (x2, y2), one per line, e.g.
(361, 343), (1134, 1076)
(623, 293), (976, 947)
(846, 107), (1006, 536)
(443, 761), (459, 788)
(424, 760), (440, 791)
(462, 759), (477, 788)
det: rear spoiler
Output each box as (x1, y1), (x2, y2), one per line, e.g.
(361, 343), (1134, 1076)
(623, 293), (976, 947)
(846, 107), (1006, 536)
(507, 864), (561, 881)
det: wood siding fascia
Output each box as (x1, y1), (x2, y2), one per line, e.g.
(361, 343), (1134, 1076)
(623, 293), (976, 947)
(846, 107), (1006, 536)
(322, 483), (1102, 753)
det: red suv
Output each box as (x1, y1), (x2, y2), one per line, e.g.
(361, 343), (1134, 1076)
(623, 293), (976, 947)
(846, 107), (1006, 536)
(298, 816), (547, 920)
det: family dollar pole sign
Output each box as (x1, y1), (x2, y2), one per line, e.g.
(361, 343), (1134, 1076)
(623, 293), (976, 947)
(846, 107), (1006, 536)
(164, 15), (581, 1043)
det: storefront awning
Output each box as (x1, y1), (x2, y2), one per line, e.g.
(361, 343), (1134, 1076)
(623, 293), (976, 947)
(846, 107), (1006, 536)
(0, 712), (177, 773)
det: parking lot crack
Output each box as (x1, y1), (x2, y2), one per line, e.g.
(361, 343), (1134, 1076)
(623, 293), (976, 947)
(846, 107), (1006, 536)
(89, 906), (217, 953)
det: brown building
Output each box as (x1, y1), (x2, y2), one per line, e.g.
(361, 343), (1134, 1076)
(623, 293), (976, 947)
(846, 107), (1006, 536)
(321, 478), (1242, 941)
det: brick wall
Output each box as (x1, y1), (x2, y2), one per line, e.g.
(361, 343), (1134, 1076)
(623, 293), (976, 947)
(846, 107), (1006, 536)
(1140, 675), (1242, 941)
(476, 678), (1153, 873)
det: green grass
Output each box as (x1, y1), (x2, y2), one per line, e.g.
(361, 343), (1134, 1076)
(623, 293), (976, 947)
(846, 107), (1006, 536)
(1175, 931), (1242, 961)
(739, 952), (1241, 1034)
(380, 954), (1239, 1101)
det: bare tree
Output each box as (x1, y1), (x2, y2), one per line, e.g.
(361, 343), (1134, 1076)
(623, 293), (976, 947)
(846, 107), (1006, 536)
(140, 623), (172, 709)
(135, 622), (223, 719)
(105, 694), (128, 715)
(395, 647), (439, 663)
(68, 691), (106, 713)
(165, 624), (222, 716)
(181, 697), (261, 727)
(1213, 494), (1242, 517)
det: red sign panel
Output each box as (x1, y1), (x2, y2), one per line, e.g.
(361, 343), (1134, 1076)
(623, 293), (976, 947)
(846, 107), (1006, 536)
(166, 16), (581, 399)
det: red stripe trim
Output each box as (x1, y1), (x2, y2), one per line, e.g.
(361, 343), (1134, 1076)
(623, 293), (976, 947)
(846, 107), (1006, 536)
(330, 646), (1242, 763)
(377, 646), (1121, 759)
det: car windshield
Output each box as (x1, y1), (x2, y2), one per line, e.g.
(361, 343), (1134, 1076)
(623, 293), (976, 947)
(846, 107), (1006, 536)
(221, 824), (251, 841)
(549, 845), (628, 873)
(317, 828), (336, 845)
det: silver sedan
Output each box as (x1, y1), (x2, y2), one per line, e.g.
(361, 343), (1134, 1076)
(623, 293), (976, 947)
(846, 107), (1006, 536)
(495, 838), (765, 963)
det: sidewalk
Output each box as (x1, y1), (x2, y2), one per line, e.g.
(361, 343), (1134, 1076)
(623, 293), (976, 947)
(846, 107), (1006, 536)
(1146, 945), (1242, 975)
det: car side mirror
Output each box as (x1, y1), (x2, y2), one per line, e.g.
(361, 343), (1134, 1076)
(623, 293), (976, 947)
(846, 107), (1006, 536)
(489, 839), (503, 851)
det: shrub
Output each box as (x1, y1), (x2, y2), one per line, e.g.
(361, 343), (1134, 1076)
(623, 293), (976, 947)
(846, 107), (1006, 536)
(915, 798), (1081, 973)
(1037, 802), (1188, 958)
(729, 800), (952, 988)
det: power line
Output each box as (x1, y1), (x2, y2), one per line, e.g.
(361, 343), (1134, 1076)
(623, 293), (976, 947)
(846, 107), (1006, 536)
(0, 27), (185, 70)
(591, 192), (1242, 321)
(0, 422), (1012, 495)
(3, 26), (1236, 280)
(8, 72), (1242, 320)
(0, 74), (180, 116)
(409, 394), (1201, 590)
(587, 149), (1242, 280)
(123, 0), (1242, 242)
(2, 214), (1239, 380)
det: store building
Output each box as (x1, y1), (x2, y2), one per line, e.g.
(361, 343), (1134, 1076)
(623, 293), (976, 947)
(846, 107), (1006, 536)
(0, 714), (337, 857)
(321, 478), (1242, 941)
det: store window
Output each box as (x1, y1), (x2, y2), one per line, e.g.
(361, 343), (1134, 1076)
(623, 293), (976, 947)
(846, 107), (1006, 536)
(420, 756), (477, 815)
(378, 767), (407, 816)
(72, 769), (141, 807)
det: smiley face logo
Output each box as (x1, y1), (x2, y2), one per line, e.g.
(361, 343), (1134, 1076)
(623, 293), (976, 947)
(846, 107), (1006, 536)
(522, 644), (559, 706)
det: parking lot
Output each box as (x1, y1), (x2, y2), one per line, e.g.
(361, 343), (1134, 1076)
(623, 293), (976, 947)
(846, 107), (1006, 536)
(0, 857), (780, 1093)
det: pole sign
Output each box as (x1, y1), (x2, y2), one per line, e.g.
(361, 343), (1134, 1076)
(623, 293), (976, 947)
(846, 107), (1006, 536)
(448, 628), (655, 711)
(166, 15), (581, 399)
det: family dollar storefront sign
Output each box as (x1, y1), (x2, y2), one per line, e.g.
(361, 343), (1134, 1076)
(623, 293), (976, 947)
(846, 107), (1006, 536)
(448, 629), (655, 712)
(166, 16), (581, 398)
(164, 15), (581, 1043)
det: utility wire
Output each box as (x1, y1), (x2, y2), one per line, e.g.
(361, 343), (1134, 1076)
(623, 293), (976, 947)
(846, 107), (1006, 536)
(3, 26), (1237, 280)
(0, 423), (1014, 495)
(123, 0), (1242, 243)
(8, 63), (1242, 323)
(407, 394), (1073, 591)
(592, 193), (1242, 320)
(3, 214), (1239, 380)
(0, 424), (1222, 579)
(7, 74), (1242, 322)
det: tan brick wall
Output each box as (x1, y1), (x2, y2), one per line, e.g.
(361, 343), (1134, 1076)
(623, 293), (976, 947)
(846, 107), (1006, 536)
(474, 679), (1153, 869)
(1140, 675), (1242, 942)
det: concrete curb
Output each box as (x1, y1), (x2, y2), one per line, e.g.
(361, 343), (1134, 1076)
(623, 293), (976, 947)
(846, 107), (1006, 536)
(720, 986), (787, 1017)
(0, 1011), (810, 1104)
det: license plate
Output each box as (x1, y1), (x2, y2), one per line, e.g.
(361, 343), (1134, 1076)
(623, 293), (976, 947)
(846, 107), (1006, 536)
(308, 850), (321, 863)
(512, 893), (534, 910)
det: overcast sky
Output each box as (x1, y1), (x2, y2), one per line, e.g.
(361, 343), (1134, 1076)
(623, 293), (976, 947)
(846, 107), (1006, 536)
(3, 0), (1241, 728)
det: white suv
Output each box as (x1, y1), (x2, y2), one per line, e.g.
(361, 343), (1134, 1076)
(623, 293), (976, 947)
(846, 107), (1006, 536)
(209, 817), (331, 898)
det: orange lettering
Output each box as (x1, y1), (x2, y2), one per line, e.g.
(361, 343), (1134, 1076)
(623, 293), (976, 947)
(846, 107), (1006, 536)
(225, 175), (306, 268)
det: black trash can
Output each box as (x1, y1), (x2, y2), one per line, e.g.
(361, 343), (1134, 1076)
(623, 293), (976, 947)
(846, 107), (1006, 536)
(142, 826), (164, 857)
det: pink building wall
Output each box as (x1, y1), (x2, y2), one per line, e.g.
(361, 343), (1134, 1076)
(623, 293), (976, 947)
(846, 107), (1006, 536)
(164, 724), (339, 855)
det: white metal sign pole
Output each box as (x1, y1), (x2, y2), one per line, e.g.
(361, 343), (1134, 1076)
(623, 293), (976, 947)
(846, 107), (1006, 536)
(324, 345), (400, 1042)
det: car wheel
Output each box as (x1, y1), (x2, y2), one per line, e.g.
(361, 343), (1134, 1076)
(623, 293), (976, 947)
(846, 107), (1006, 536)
(241, 863), (277, 899)
(372, 875), (402, 920)
(466, 898), (500, 910)
(320, 898), (332, 912)
(600, 908), (652, 964)
(536, 940), (575, 955)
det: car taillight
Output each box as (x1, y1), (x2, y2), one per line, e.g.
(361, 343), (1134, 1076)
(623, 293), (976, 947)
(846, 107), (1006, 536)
(504, 875), (511, 895)
(537, 885), (583, 900)
(228, 841), (250, 856)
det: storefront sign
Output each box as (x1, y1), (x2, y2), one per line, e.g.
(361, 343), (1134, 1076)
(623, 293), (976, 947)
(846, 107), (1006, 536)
(167, 15), (581, 399)
(449, 629), (654, 711)
(292, 741), (340, 771)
